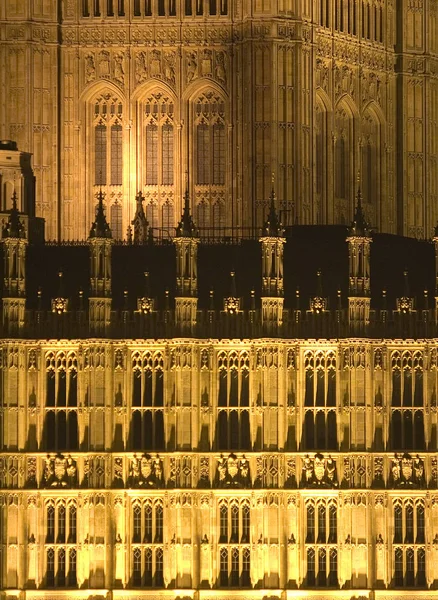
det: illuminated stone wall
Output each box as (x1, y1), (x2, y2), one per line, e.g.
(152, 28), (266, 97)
(1, 339), (438, 597)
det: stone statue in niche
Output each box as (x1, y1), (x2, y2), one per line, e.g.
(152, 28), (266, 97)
(128, 453), (164, 488)
(300, 453), (338, 488)
(113, 457), (124, 487)
(163, 51), (176, 84)
(215, 51), (226, 84)
(98, 51), (110, 77)
(65, 455), (78, 486)
(85, 54), (96, 83)
(201, 49), (212, 77)
(150, 50), (161, 78)
(135, 51), (148, 84)
(214, 453), (251, 488)
(43, 453), (77, 488)
(389, 452), (425, 488)
(114, 53), (125, 85)
(186, 51), (198, 83)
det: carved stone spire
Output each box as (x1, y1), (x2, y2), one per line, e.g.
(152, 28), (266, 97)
(131, 191), (148, 243)
(176, 188), (198, 238)
(261, 186), (284, 238)
(349, 188), (370, 238)
(89, 188), (112, 239)
(2, 191), (26, 239)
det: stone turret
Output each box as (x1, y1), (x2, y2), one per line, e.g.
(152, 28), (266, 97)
(174, 188), (199, 333)
(259, 187), (285, 331)
(1, 191), (27, 334)
(88, 189), (113, 335)
(346, 189), (372, 335)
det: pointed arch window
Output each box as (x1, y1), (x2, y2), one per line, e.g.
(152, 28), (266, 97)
(110, 200), (123, 240)
(197, 200), (210, 229)
(216, 352), (250, 451)
(130, 353), (165, 451)
(302, 351), (337, 450)
(92, 96), (123, 187)
(390, 351), (425, 450)
(145, 96), (175, 186)
(146, 201), (159, 231)
(213, 201), (225, 229)
(44, 353), (79, 451)
(194, 93), (226, 186)
(162, 201), (174, 238)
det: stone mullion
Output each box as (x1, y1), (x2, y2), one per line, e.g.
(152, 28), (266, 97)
(31, 43), (59, 240)
(123, 43), (133, 237)
(385, 70), (397, 234)
(427, 74), (438, 233)
(299, 41), (312, 224)
(61, 48), (76, 240)
(241, 36), (253, 231)
(175, 43), (183, 229)
(232, 37), (243, 229)
(0, 37), (6, 139)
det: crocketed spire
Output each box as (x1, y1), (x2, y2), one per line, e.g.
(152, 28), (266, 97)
(131, 191), (148, 243)
(176, 188), (198, 238)
(261, 187), (284, 237)
(2, 191), (26, 239)
(349, 188), (371, 237)
(89, 188), (112, 239)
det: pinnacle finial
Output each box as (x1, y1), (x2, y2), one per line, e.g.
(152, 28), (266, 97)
(349, 187), (370, 237)
(2, 190), (26, 239)
(229, 271), (237, 297)
(132, 191), (148, 243)
(261, 184), (285, 237)
(403, 269), (410, 297)
(176, 184), (198, 238)
(89, 188), (112, 239)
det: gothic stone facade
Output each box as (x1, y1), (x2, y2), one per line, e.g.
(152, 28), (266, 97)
(1, 340), (438, 600)
(1, 0), (438, 239)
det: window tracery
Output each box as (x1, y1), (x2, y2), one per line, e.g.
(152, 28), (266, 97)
(194, 92), (226, 188)
(144, 95), (175, 187)
(44, 352), (78, 451)
(216, 351), (250, 451)
(45, 499), (77, 588)
(130, 351), (165, 450)
(393, 497), (426, 587)
(218, 498), (250, 587)
(390, 351), (425, 450)
(315, 100), (329, 224)
(131, 498), (164, 587)
(93, 95), (123, 187)
(305, 499), (338, 587)
(302, 351), (337, 450)
(334, 105), (354, 224)
(361, 109), (381, 227)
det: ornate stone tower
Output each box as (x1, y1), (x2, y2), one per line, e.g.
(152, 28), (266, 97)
(88, 189), (113, 335)
(1, 0), (438, 239)
(346, 189), (372, 335)
(174, 188), (199, 333)
(259, 188), (285, 332)
(1, 192), (27, 335)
